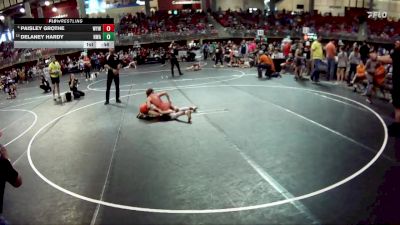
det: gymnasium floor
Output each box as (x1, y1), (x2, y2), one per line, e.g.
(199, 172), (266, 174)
(1, 63), (399, 225)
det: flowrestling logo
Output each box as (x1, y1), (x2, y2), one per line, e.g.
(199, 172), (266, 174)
(367, 11), (388, 19)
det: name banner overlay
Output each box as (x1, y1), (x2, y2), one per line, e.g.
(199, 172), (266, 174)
(14, 18), (115, 49)
(14, 18), (114, 24)
(15, 25), (107, 32)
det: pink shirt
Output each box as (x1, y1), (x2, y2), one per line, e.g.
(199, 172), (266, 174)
(248, 42), (256, 53)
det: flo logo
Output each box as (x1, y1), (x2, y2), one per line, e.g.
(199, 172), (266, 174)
(367, 11), (388, 19)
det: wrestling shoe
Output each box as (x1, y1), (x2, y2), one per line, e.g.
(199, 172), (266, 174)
(190, 106), (198, 112)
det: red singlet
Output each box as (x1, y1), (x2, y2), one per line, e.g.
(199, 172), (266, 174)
(149, 94), (171, 111)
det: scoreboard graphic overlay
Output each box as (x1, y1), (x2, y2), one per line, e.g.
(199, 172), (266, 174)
(14, 18), (115, 49)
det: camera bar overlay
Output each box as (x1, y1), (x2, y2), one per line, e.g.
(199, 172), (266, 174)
(13, 18), (115, 49)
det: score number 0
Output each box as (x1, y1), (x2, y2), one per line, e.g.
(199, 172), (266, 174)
(103, 24), (115, 32)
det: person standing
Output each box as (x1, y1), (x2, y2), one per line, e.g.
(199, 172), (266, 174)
(83, 55), (91, 81)
(282, 41), (291, 58)
(0, 133), (22, 225)
(202, 42), (209, 60)
(160, 47), (166, 66)
(310, 36), (324, 82)
(48, 56), (62, 101)
(379, 40), (400, 136)
(348, 47), (361, 85)
(214, 43), (224, 67)
(325, 40), (336, 81)
(360, 41), (370, 64)
(294, 47), (304, 80)
(169, 42), (183, 77)
(104, 48), (122, 105)
(336, 46), (348, 84)
(303, 42), (311, 75)
(240, 40), (247, 57)
(365, 50), (381, 104)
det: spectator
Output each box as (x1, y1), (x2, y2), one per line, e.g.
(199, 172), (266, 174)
(202, 42), (209, 60)
(239, 40), (248, 57)
(294, 48), (304, 80)
(348, 47), (361, 85)
(39, 75), (51, 93)
(69, 74), (85, 99)
(365, 50), (381, 104)
(360, 41), (370, 64)
(257, 51), (275, 79)
(48, 56), (62, 101)
(379, 40), (400, 136)
(282, 41), (291, 58)
(214, 43), (224, 67)
(310, 36), (324, 82)
(350, 60), (366, 92)
(0, 134), (22, 225)
(336, 46), (348, 84)
(83, 55), (91, 81)
(325, 40), (336, 81)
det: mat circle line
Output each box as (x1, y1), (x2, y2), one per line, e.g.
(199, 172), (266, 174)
(27, 84), (388, 214)
(0, 109), (38, 147)
(87, 68), (245, 92)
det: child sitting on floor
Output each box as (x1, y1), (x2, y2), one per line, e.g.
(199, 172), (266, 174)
(7, 83), (17, 99)
(350, 61), (366, 93)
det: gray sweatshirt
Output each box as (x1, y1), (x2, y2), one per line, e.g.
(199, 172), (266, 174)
(348, 51), (361, 65)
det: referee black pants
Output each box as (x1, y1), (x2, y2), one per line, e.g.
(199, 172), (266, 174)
(105, 71), (120, 102)
(171, 58), (182, 76)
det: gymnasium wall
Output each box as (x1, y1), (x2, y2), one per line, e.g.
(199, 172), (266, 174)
(214, 0), (265, 11)
(276, 0), (400, 19)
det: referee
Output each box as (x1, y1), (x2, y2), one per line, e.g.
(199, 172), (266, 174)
(104, 48), (122, 105)
(169, 41), (183, 77)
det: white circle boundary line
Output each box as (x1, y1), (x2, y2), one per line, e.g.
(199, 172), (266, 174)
(26, 84), (388, 214)
(87, 68), (245, 92)
(1, 109), (38, 147)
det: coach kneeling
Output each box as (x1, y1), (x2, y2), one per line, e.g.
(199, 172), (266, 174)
(257, 51), (275, 79)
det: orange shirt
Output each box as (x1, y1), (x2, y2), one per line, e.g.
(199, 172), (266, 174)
(356, 64), (366, 77)
(259, 54), (276, 72)
(374, 65), (386, 86)
(325, 42), (336, 59)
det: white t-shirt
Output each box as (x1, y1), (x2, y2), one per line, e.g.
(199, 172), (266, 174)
(43, 67), (50, 79)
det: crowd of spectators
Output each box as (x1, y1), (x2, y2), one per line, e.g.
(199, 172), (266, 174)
(198, 37), (395, 105)
(2, 9), (400, 68)
(118, 10), (213, 37)
(366, 18), (400, 41)
(213, 9), (360, 38)
(0, 42), (20, 65)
